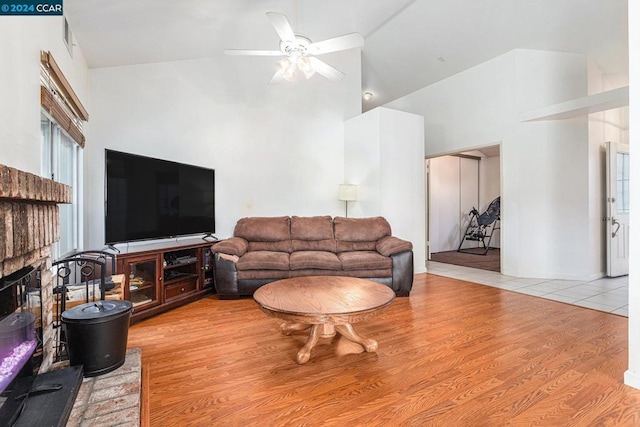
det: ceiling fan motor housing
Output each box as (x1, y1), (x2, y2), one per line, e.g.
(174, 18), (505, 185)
(280, 35), (312, 58)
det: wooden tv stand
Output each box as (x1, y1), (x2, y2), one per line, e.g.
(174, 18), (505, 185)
(115, 238), (216, 323)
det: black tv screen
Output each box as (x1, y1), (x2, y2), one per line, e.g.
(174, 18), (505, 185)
(105, 149), (215, 244)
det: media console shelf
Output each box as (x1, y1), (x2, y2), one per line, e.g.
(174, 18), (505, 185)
(115, 238), (216, 323)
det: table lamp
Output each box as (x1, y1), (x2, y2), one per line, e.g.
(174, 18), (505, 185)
(338, 184), (358, 217)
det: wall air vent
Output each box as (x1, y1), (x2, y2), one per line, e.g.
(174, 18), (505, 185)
(63, 16), (73, 57)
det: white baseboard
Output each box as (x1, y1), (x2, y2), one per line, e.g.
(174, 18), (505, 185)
(624, 370), (640, 390)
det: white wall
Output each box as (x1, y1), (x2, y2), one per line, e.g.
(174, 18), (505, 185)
(344, 107), (426, 273)
(625, 0), (640, 391)
(0, 17), (89, 174)
(386, 49), (598, 280)
(459, 157), (480, 250)
(84, 51), (361, 248)
(479, 156), (500, 210)
(479, 155), (501, 248)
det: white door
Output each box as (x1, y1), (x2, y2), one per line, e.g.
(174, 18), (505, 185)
(426, 159), (431, 259)
(606, 141), (630, 277)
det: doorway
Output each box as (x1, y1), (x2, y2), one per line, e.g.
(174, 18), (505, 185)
(606, 141), (630, 277)
(426, 145), (501, 273)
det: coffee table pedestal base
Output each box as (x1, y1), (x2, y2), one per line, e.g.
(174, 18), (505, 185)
(254, 277), (395, 365)
(281, 322), (378, 364)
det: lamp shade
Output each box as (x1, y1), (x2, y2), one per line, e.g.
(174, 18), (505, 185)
(338, 184), (358, 201)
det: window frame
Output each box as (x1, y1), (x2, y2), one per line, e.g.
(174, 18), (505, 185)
(41, 110), (83, 259)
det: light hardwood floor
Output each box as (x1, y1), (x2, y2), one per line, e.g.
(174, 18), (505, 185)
(128, 273), (640, 426)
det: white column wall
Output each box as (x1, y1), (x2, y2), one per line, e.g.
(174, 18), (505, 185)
(85, 51), (361, 248)
(508, 117), (590, 278)
(344, 107), (426, 273)
(386, 49), (598, 280)
(343, 109), (382, 216)
(625, 0), (640, 391)
(0, 17), (89, 174)
(379, 108), (426, 265)
(504, 49), (590, 279)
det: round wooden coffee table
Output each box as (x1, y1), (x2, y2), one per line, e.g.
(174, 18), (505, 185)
(253, 276), (395, 364)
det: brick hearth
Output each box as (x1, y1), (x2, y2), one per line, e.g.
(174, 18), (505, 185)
(67, 348), (142, 426)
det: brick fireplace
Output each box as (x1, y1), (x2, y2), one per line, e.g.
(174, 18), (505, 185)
(1, 164), (143, 425)
(0, 164), (71, 372)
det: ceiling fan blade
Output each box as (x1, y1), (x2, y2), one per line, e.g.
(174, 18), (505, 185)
(308, 57), (345, 81)
(224, 49), (284, 56)
(308, 33), (364, 55)
(269, 68), (287, 85)
(266, 12), (295, 42)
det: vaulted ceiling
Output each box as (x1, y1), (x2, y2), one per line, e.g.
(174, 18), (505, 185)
(65, 0), (628, 110)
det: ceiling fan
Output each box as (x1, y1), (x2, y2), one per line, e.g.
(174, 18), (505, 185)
(224, 12), (364, 84)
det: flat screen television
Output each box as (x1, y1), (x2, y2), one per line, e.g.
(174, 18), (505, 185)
(105, 149), (215, 244)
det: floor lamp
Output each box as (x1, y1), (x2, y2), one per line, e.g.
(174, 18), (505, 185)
(338, 184), (358, 217)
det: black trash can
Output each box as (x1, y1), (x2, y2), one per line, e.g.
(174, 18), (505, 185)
(62, 300), (133, 377)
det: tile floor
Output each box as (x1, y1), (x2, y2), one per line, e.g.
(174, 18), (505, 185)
(426, 260), (629, 317)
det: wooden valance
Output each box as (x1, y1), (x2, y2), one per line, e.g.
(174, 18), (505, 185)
(40, 51), (88, 120)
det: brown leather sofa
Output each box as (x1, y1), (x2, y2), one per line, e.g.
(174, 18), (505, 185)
(211, 215), (414, 299)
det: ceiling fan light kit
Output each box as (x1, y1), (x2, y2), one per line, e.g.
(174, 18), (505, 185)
(224, 12), (364, 85)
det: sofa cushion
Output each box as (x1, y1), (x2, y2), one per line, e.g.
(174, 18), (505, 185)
(237, 270), (290, 280)
(211, 237), (248, 257)
(236, 251), (290, 271)
(340, 268), (392, 278)
(334, 217), (391, 241)
(234, 216), (291, 241)
(290, 216), (336, 252)
(376, 236), (413, 256)
(248, 240), (292, 253)
(291, 216), (334, 240)
(291, 239), (336, 252)
(336, 240), (377, 253)
(338, 251), (392, 271)
(290, 251), (342, 271)
(279, 269), (391, 278)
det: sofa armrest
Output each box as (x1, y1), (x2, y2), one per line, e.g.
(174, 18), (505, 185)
(211, 237), (248, 257)
(214, 253), (240, 299)
(218, 253), (239, 263)
(376, 236), (413, 256)
(391, 251), (414, 297)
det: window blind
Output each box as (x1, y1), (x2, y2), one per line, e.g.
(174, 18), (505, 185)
(40, 51), (88, 147)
